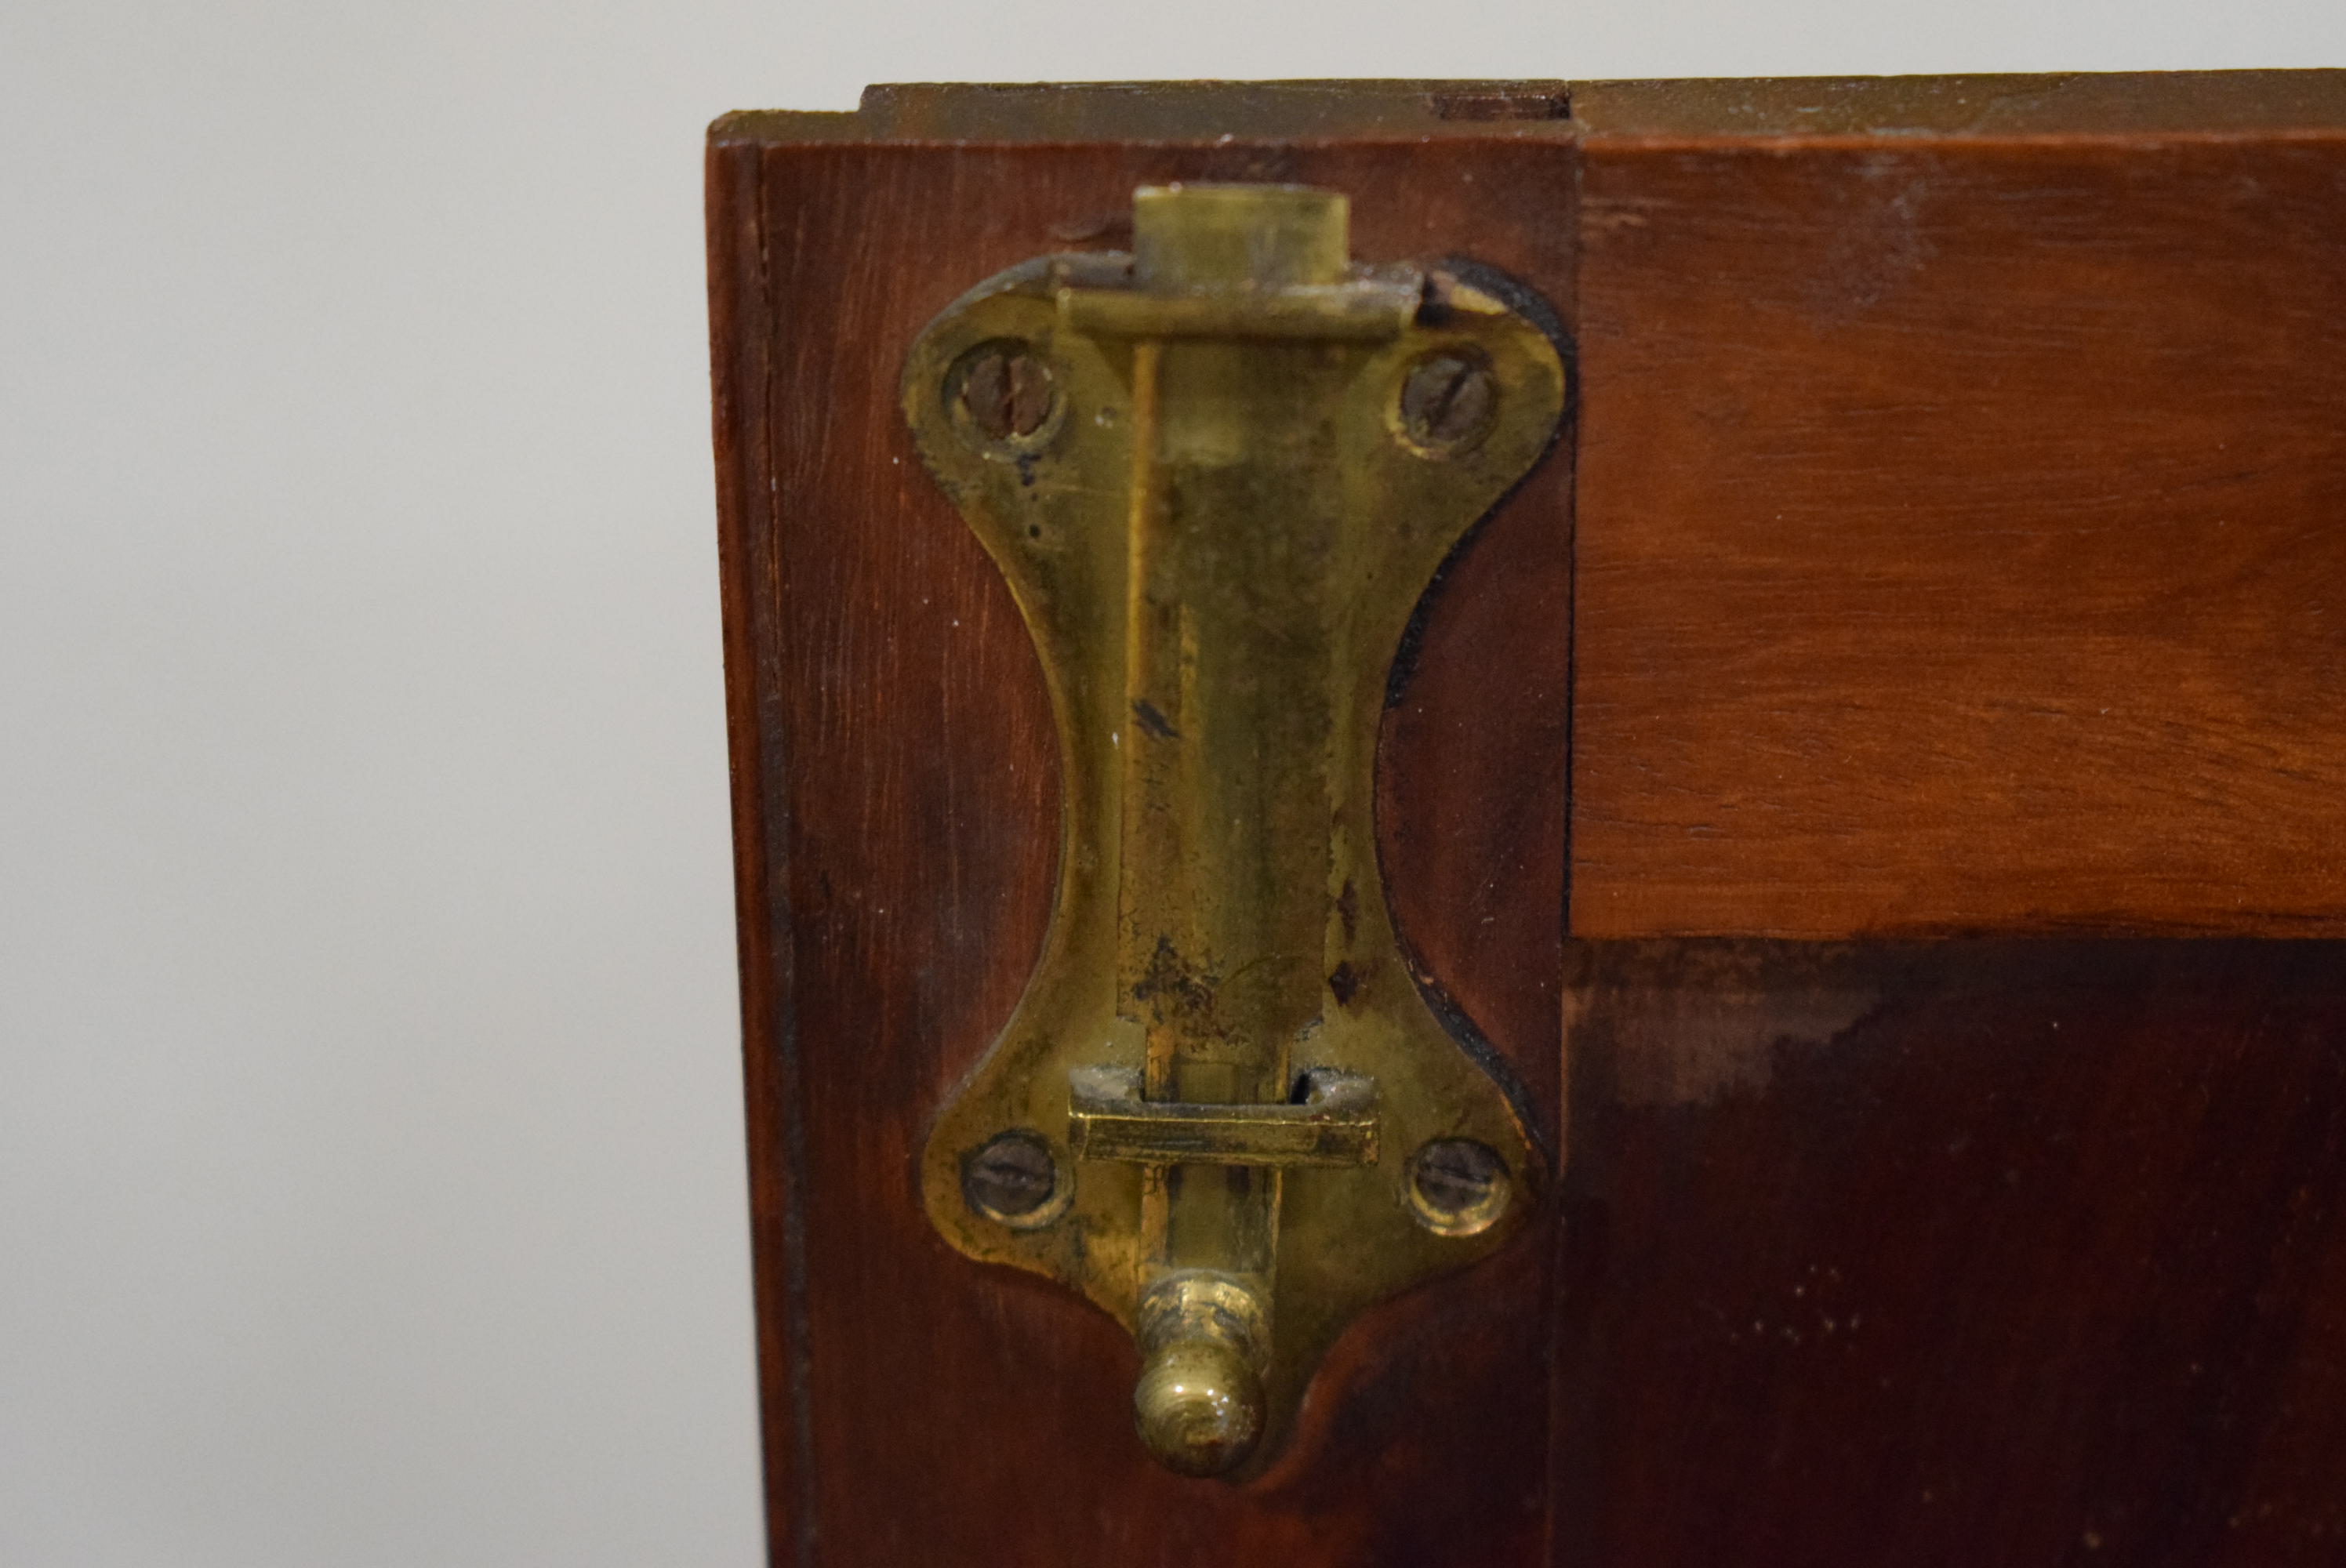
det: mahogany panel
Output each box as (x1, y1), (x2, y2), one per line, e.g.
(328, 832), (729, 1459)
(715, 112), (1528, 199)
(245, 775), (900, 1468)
(1553, 940), (2346, 1567)
(709, 121), (1578, 1565)
(1571, 131), (2346, 938)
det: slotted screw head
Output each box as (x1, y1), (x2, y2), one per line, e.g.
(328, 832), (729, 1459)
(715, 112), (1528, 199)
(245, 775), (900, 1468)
(1396, 351), (1498, 453)
(961, 1130), (1062, 1225)
(1407, 1138), (1510, 1236)
(953, 343), (1056, 445)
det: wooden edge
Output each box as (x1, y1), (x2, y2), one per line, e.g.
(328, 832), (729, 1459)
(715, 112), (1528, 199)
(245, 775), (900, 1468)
(708, 71), (2346, 149)
(1569, 69), (2346, 138)
(705, 138), (815, 1564)
(710, 79), (1577, 145)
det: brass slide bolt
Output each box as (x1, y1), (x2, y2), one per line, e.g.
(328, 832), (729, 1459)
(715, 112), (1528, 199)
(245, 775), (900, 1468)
(906, 183), (1565, 1476)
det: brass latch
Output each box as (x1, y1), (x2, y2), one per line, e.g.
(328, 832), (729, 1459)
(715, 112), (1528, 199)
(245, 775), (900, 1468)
(905, 183), (1564, 1477)
(1068, 1065), (1378, 1168)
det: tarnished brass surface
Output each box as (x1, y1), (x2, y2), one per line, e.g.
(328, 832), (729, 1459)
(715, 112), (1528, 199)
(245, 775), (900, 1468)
(904, 183), (1565, 1477)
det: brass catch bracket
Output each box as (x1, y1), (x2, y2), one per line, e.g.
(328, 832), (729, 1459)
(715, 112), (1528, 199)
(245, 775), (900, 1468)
(1068, 1066), (1381, 1168)
(904, 183), (1565, 1479)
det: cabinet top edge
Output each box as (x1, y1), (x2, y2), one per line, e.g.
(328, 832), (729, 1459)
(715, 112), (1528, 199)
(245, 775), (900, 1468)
(710, 71), (2346, 148)
(710, 79), (1574, 146)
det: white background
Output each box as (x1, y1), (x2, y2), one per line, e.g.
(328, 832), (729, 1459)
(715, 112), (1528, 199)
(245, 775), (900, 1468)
(4, 3), (2342, 1563)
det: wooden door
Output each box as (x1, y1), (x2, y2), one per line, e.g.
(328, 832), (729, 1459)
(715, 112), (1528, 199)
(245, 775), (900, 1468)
(706, 74), (2346, 1565)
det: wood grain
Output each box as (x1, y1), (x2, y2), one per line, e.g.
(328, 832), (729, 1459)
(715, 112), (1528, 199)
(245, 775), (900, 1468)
(708, 123), (1578, 1566)
(1571, 132), (2346, 938)
(1555, 940), (2346, 1566)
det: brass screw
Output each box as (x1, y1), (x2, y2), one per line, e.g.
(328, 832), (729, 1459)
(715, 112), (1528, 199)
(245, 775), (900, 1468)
(956, 343), (1055, 443)
(1396, 351), (1496, 452)
(961, 1130), (1060, 1223)
(1408, 1138), (1509, 1236)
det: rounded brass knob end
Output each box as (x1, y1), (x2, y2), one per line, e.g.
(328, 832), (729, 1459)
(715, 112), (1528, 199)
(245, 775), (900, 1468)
(1134, 1335), (1264, 1477)
(1131, 1272), (1271, 1478)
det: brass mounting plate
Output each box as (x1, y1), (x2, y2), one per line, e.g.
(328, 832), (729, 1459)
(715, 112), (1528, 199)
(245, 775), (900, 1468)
(904, 183), (1566, 1475)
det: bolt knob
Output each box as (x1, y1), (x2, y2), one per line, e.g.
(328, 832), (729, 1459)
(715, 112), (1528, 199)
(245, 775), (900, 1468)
(1134, 1334), (1264, 1477)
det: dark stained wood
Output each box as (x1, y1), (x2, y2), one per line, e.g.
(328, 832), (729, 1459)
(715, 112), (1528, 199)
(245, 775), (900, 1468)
(708, 112), (1578, 1566)
(1571, 129), (2346, 938)
(1555, 940), (2346, 1566)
